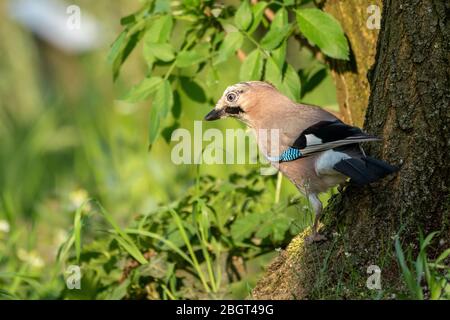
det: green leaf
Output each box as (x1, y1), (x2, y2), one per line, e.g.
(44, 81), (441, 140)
(265, 56), (302, 101)
(176, 51), (206, 68)
(120, 14), (136, 26)
(106, 279), (130, 300)
(214, 32), (244, 66)
(145, 43), (175, 62)
(260, 8), (290, 50)
(255, 214), (290, 242)
(154, 80), (173, 118)
(395, 237), (423, 299)
(96, 202), (147, 265)
(296, 8), (349, 60)
(143, 50), (156, 69)
(145, 16), (173, 43)
(271, 41), (287, 70)
(109, 31), (143, 81)
(436, 248), (450, 264)
(122, 76), (163, 103)
(264, 57), (282, 87)
(155, 0), (171, 13)
(180, 77), (206, 103)
(261, 24), (291, 50)
(231, 212), (263, 242)
(148, 80), (173, 147)
(281, 64), (301, 101)
(144, 15), (173, 43)
(240, 49), (263, 81)
(273, 7), (288, 27)
(125, 229), (194, 267)
(148, 103), (161, 150)
(235, 0), (253, 31)
(108, 31), (127, 65)
(420, 231), (438, 251)
(248, 1), (268, 34)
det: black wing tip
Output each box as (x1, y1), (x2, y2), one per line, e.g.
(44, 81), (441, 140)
(333, 156), (398, 185)
(363, 156), (399, 173)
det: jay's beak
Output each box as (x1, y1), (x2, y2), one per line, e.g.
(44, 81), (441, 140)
(204, 109), (223, 121)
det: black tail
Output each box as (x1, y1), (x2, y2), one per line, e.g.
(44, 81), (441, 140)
(333, 156), (398, 185)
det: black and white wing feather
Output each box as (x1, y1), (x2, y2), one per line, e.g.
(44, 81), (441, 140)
(285, 120), (397, 185)
(291, 120), (380, 156)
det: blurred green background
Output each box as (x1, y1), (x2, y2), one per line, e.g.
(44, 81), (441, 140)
(0, 0), (338, 299)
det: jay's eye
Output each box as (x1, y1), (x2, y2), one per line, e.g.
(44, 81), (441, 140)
(226, 92), (237, 103)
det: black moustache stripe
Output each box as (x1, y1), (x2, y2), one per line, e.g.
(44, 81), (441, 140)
(225, 106), (244, 114)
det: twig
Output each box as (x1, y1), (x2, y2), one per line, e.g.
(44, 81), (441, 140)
(251, 0), (275, 21)
(237, 49), (247, 62)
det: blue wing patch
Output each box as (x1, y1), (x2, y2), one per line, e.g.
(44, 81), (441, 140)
(267, 147), (303, 162)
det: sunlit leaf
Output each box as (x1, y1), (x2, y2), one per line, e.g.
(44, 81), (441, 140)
(145, 15), (173, 44)
(108, 31), (126, 65)
(154, 0), (171, 13)
(145, 43), (175, 62)
(148, 102), (161, 150)
(281, 64), (301, 101)
(271, 41), (287, 70)
(214, 32), (244, 66)
(122, 77), (163, 103)
(154, 80), (173, 118)
(260, 8), (291, 50)
(264, 57), (282, 87)
(147, 80), (173, 148)
(176, 51), (206, 68)
(296, 8), (349, 60)
(235, 0), (253, 31)
(109, 31), (143, 81)
(240, 49), (263, 81)
(248, 1), (268, 34)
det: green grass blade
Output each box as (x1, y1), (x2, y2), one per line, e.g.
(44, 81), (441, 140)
(436, 248), (450, 264)
(95, 201), (147, 265)
(395, 236), (422, 299)
(420, 231), (438, 251)
(124, 228), (194, 267)
(73, 201), (88, 263)
(195, 203), (217, 292)
(169, 209), (211, 293)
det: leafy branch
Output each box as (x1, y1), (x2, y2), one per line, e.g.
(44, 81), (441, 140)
(109, 0), (350, 148)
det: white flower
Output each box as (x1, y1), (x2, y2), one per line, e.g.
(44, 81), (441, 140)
(69, 189), (89, 208)
(0, 220), (10, 233)
(54, 229), (69, 247)
(17, 249), (45, 268)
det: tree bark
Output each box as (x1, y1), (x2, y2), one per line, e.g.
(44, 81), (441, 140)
(252, 0), (450, 299)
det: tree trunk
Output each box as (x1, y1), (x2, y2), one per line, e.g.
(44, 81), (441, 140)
(252, 0), (450, 299)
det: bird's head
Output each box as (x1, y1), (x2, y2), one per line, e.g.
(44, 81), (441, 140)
(204, 81), (289, 126)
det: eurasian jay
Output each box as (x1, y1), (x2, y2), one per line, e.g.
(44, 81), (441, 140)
(204, 81), (397, 242)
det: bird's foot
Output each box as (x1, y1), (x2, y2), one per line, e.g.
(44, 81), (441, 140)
(306, 232), (327, 244)
(337, 181), (349, 193)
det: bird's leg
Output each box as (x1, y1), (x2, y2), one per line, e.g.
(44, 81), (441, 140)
(337, 180), (349, 193)
(306, 193), (327, 243)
